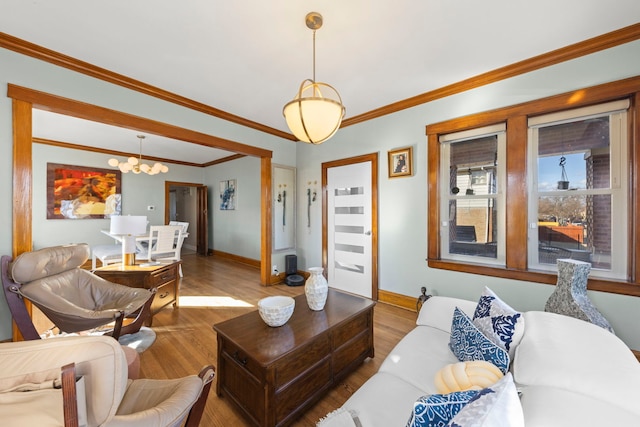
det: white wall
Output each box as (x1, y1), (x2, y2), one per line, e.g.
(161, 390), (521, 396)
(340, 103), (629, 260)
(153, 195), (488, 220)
(295, 40), (640, 349)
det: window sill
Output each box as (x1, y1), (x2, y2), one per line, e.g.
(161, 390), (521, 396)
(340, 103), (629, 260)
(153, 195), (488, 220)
(427, 259), (640, 297)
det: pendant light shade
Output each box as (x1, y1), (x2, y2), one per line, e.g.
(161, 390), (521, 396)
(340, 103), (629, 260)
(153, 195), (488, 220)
(283, 12), (345, 145)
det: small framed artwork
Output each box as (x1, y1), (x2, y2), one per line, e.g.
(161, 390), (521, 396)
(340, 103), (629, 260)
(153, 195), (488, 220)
(47, 163), (121, 219)
(388, 146), (413, 178)
(220, 179), (237, 210)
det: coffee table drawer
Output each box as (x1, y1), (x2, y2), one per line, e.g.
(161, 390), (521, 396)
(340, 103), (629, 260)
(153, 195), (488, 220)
(333, 330), (373, 377)
(275, 357), (331, 425)
(331, 310), (370, 349)
(275, 334), (329, 389)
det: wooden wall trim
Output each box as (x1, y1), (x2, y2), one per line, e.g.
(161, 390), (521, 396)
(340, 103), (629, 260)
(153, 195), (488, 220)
(378, 289), (417, 312)
(212, 250), (260, 269)
(7, 84), (272, 158)
(344, 23), (640, 128)
(0, 31), (296, 141)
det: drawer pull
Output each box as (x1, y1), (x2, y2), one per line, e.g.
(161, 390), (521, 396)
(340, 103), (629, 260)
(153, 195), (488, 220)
(233, 351), (247, 365)
(160, 274), (172, 281)
(159, 292), (169, 299)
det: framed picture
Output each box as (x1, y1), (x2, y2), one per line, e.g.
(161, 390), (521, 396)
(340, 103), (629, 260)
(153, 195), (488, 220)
(47, 163), (121, 219)
(388, 146), (413, 178)
(220, 179), (237, 210)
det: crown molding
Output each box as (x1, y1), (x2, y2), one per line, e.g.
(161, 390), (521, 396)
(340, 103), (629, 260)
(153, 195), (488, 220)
(0, 31), (297, 141)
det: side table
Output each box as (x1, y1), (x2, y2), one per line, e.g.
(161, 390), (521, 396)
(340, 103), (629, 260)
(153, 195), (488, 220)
(94, 261), (180, 326)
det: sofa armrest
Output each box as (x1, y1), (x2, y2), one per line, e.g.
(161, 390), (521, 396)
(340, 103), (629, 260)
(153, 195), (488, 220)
(416, 296), (477, 332)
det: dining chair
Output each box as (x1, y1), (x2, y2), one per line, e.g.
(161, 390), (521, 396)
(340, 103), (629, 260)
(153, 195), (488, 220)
(138, 225), (185, 276)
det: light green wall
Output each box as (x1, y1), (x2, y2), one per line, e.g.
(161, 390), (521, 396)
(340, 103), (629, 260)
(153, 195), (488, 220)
(295, 40), (640, 349)
(0, 46), (296, 341)
(205, 156), (262, 260)
(2, 40), (640, 349)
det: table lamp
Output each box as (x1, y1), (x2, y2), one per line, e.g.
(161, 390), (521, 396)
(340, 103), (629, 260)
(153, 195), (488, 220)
(110, 215), (147, 266)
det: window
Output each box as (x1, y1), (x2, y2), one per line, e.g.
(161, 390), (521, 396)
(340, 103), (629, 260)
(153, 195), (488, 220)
(439, 125), (506, 265)
(426, 77), (640, 296)
(527, 100), (629, 279)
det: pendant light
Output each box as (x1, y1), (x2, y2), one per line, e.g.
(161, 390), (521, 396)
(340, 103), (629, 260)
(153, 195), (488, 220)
(108, 135), (169, 175)
(283, 12), (345, 145)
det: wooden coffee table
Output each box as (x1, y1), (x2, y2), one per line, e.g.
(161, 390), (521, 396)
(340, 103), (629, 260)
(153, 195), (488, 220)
(213, 288), (375, 427)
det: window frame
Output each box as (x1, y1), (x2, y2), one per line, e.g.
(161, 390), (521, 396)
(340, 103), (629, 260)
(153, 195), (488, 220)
(526, 101), (629, 279)
(439, 124), (507, 265)
(426, 76), (640, 297)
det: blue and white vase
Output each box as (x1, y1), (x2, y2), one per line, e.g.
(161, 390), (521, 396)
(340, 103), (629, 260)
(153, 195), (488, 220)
(305, 267), (328, 311)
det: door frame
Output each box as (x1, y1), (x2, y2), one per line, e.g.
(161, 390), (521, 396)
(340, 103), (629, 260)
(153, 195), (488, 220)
(322, 152), (379, 300)
(9, 84), (273, 281)
(164, 181), (208, 255)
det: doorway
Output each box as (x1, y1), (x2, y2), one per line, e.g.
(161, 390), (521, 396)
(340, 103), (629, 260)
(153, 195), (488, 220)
(322, 153), (379, 299)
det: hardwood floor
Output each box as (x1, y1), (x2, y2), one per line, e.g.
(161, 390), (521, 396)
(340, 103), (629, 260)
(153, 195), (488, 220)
(140, 253), (416, 426)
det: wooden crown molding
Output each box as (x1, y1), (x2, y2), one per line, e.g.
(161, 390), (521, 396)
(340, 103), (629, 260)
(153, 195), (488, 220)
(342, 23), (640, 127)
(0, 31), (296, 141)
(2, 23), (639, 135)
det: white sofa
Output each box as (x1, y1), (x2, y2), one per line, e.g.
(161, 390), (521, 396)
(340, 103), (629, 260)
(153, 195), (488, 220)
(320, 295), (640, 426)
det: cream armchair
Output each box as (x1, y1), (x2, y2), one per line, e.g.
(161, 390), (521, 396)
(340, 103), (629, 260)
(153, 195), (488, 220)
(0, 335), (214, 427)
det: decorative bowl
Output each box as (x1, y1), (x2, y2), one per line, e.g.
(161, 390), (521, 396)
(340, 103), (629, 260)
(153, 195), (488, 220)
(258, 296), (295, 327)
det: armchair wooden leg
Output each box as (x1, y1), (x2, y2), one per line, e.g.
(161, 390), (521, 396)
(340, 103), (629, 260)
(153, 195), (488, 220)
(61, 363), (79, 427)
(184, 365), (216, 427)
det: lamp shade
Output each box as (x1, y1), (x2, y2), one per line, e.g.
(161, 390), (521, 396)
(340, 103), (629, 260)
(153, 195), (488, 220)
(110, 215), (147, 236)
(283, 80), (345, 144)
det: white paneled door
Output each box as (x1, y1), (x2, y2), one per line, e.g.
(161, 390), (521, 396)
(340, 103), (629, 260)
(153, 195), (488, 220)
(325, 159), (375, 299)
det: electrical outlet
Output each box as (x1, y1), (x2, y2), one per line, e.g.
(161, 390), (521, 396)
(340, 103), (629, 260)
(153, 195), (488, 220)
(272, 265), (278, 274)
(147, 205), (155, 211)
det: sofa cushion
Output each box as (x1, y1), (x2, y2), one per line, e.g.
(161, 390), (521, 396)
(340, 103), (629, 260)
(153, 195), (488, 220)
(472, 287), (524, 359)
(447, 373), (524, 427)
(449, 307), (510, 374)
(342, 372), (427, 427)
(406, 389), (479, 427)
(513, 310), (640, 414)
(518, 385), (640, 426)
(379, 325), (460, 393)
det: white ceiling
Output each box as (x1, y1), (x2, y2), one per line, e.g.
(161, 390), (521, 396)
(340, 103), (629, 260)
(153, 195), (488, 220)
(2, 0), (640, 164)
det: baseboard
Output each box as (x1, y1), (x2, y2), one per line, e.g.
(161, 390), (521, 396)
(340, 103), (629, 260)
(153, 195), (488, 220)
(211, 250), (260, 269)
(378, 289), (417, 312)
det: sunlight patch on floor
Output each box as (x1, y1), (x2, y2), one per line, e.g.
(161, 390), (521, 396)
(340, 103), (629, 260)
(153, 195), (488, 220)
(178, 295), (254, 308)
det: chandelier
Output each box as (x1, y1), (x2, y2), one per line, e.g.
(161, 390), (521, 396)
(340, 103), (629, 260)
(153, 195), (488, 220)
(108, 135), (169, 175)
(283, 12), (345, 145)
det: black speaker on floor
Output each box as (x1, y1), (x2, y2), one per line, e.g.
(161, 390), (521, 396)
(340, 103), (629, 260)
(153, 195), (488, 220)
(285, 254), (297, 275)
(284, 254), (304, 286)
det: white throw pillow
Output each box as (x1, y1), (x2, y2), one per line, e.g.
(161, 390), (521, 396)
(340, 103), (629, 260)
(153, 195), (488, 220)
(472, 287), (524, 359)
(446, 373), (524, 427)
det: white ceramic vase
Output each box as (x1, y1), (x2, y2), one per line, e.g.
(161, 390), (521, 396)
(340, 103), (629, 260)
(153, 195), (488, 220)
(305, 267), (328, 311)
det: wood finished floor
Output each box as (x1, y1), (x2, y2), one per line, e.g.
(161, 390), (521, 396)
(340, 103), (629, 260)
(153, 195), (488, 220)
(141, 253), (416, 426)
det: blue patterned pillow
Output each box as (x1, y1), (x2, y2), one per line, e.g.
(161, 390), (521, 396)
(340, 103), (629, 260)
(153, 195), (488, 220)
(472, 287), (524, 359)
(406, 390), (479, 427)
(449, 307), (510, 374)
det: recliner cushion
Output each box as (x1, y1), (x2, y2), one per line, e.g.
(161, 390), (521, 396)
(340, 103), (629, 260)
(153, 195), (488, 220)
(10, 244), (90, 283)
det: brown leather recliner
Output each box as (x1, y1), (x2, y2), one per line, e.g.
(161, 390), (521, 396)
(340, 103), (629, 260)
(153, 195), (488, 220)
(2, 243), (154, 340)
